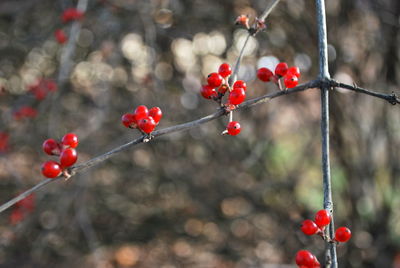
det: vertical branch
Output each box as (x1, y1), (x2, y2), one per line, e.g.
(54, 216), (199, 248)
(316, 0), (337, 267)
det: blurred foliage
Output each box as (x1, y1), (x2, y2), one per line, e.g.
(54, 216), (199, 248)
(0, 0), (399, 267)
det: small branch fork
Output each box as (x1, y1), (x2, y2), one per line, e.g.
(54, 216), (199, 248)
(0, 78), (397, 214)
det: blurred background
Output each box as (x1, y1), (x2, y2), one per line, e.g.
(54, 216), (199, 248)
(0, 0), (399, 267)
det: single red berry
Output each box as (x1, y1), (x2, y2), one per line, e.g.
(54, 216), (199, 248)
(138, 117), (156, 134)
(233, 80), (247, 91)
(134, 105), (149, 122)
(275, 62), (288, 77)
(334, 227), (351, 242)
(43, 139), (61, 155)
(295, 250), (315, 267)
(235, 15), (249, 28)
(200, 85), (218, 99)
(44, 80), (58, 92)
(61, 8), (84, 23)
(54, 29), (67, 44)
(257, 67), (274, 82)
(149, 107), (162, 123)
(16, 193), (35, 213)
(60, 148), (78, 168)
(314, 210), (331, 228)
(228, 88), (246, 105)
(0, 132), (9, 153)
(121, 113), (136, 128)
(218, 85), (229, 94)
(10, 209), (24, 225)
(207, 72), (223, 88)
(287, 66), (301, 78)
(61, 133), (79, 148)
(218, 63), (232, 78)
(301, 219), (319, 236)
(284, 74), (299, 88)
(41, 161), (62, 178)
(226, 121), (241, 136)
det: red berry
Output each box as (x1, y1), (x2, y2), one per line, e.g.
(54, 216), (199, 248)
(226, 121), (241, 136)
(200, 85), (217, 99)
(233, 80), (247, 91)
(43, 139), (60, 155)
(301, 219), (319, 236)
(134, 105), (149, 122)
(138, 117), (156, 134)
(314, 210), (331, 228)
(257, 67), (274, 82)
(60, 148), (78, 168)
(10, 209), (24, 225)
(16, 193), (35, 213)
(54, 29), (67, 44)
(149, 107), (162, 123)
(287, 66), (301, 78)
(41, 161), (62, 178)
(61, 133), (79, 148)
(62, 8), (84, 23)
(295, 250), (315, 267)
(207, 72), (223, 88)
(121, 113), (136, 128)
(284, 74), (299, 88)
(275, 62), (288, 77)
(228, 88), (246, 105)
(218, 85), (229, 94)
(334, 227), (351, 242)
(0, 132), (9, 153)
(218, 63), (232, 78)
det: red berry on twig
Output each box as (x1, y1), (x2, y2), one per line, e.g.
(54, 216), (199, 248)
(301, 219), (319, 236)
(226, 121), (241, 136)
(134, 105), (149, 122)
(43, 139), (61, 155)
(257, 67), (274, 82)
(314, 209), (331, 228)
(284, 74), (299, 88)
(334, 227), (351, 242)
(138, 117), (156, 134)
(61, 133), (79, 148)
(287, 66), (301, 78)
(228, 88), (246, 105)
(295, 250), (316, 267)
(233, 80), (247, 91)
(121, 113), (136, 128)
(149, 107), (163, 123)
(207, 72), (223, 88)
(218, 63), (232, 78)
(60, 148), (78, 168)
(54, 29), (67, 44)
(200, 85), (217, 99)
(275, 62), (288, 77)
(41, 161), (62, 178)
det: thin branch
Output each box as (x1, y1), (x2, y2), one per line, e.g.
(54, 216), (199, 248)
(0, 80), (319, 214)
(330, 80), (400, 105)
(259, 0), (282, 21)
(316, 0), (337, 266)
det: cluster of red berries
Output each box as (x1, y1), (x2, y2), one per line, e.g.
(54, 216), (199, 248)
(9, 193), (35, 225)
(28, 78), (57, 100)
(300, 209), (352, 242)
(121, 105), (162, 134)
(13, 106), (38, 120)
(257, 62), (301, 89)
(200, 63), (246, 136)
(55, 8), (84, 44)
(295, 210), (352, 267)
(41, 133), (79, 178)
(0, 132), (9, 153)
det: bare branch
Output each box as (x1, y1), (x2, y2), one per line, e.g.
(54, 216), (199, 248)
(0, 80), (319, 214)
(259, 0), (282, 22)
(331, 80), (400, 105)
(316, 0), (337, 266)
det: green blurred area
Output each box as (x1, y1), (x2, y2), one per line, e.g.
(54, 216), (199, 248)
(0, 0), (400, 267)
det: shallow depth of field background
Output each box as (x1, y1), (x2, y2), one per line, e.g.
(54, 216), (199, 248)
(0, 0), (400, 267)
